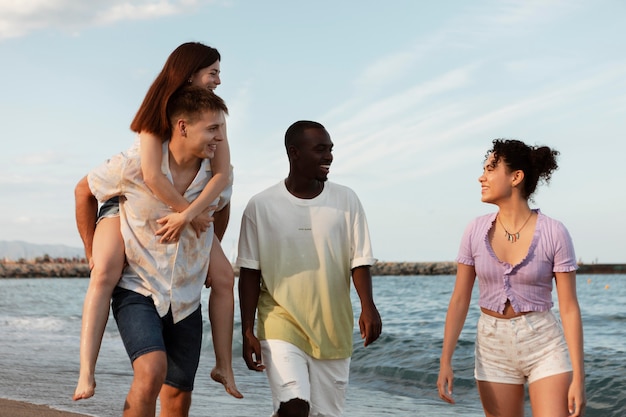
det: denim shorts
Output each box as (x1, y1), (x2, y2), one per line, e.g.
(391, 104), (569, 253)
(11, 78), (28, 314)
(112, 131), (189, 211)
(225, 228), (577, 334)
(261, 339), (350, 417)
(475, 310), (572, 384)
(97, 196), (120, 222)
(111, 287), (202, 391)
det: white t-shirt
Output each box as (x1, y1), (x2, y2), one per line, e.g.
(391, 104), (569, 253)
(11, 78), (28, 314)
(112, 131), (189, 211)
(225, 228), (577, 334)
(237, 181), (376, 359)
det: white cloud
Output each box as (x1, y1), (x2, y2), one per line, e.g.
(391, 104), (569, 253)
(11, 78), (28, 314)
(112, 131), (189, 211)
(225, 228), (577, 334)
(0, 0), (214, 40)
(95, 1), (184, 25)
(354, 50), (417, 91)
(15, 150), (66, 166)
(479, 0), (582, 27)
(15, 216), (31, 224)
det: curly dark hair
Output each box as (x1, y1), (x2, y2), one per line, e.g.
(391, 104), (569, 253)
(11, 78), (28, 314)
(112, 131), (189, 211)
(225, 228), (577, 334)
(485, 139), (559, 199)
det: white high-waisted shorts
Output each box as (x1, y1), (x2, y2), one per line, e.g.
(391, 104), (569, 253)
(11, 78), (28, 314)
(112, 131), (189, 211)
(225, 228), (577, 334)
(475, 310), (572, 384)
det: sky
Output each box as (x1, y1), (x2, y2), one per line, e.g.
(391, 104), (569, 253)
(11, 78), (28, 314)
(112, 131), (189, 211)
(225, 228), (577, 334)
(1, 0), (625, 263)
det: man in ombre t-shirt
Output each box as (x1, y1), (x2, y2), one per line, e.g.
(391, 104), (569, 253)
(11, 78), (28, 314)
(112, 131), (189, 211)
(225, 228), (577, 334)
(238, 120), (382, 417)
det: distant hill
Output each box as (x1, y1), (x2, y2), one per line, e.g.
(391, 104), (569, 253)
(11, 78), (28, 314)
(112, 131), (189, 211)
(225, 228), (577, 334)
(0, 240), (84, 261)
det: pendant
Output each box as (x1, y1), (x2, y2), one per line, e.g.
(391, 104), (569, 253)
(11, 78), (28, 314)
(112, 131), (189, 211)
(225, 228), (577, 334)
(504, 230), (520, 243)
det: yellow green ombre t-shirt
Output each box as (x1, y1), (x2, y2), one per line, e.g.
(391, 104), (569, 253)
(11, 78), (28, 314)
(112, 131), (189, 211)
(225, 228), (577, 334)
(237, 181), (376, 359)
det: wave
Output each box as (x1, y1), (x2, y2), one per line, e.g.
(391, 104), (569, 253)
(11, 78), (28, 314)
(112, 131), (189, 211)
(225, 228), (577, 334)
(0, 315), (67, 332)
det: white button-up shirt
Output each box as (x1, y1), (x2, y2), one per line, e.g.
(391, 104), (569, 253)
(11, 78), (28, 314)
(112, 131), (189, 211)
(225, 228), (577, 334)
(88, 142), (216, 323)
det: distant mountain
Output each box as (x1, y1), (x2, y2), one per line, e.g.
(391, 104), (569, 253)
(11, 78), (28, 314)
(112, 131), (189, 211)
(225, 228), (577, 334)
(0, 240), (84, 261)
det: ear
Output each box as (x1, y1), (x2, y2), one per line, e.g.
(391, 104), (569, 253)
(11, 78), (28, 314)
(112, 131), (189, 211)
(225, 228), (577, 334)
(511, 169), (525, 187)
(287, 144), (299, 160)
(176, 119), (187, 137)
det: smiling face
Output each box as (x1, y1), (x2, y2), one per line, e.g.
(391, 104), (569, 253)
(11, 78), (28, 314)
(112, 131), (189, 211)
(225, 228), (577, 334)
(189, 60), (221, 90)
(478, 152), (518, 204)
(293, 127), (334, 182)
(182, 109), (225, 160)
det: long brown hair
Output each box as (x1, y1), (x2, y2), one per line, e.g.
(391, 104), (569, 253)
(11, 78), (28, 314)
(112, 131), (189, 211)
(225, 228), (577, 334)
(130, 42), (221, 138)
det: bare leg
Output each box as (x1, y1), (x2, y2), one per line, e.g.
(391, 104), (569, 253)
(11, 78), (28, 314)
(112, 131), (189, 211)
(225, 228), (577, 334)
(528, 372), (572, 417)
(123, 351), (167, 417)
(158, 384), (192, 417)
(73, 216), (126, 401)
(477, 380), (525, 417)
(206, 238), (242, 398)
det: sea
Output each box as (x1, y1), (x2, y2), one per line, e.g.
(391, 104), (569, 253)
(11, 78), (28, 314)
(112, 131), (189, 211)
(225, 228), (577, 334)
(0, 274), (623, 417)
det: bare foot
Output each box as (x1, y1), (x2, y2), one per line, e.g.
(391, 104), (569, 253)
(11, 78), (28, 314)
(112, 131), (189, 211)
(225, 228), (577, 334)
(211, 368), (243, 399)
(73, 376), (96, 401)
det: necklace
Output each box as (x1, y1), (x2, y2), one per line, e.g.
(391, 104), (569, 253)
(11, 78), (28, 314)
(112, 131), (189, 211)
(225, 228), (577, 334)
(497, 211), (533, 243)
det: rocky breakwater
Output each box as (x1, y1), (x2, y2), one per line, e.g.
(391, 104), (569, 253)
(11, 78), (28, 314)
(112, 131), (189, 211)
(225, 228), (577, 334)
(371, 261), (457, 276)
(0, 259), (90, 278)
(232, 261), (458, 277)
(3, 260), (624, 278)
(2, 260), (458, 278)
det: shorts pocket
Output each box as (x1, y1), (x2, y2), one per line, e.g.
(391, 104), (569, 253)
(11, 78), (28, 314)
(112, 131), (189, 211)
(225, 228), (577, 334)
(477, 318), (495, 337)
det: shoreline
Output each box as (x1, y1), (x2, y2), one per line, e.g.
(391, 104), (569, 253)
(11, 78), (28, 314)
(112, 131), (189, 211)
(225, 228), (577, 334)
(1, 260), (625, 278)
(0, 398), (92, 417)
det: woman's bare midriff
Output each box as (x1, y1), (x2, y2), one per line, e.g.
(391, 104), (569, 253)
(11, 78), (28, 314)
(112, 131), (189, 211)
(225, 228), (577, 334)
(481, 300), (529, 319)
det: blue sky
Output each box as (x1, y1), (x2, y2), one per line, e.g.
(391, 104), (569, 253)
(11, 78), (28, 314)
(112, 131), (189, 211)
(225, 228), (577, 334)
(1, 0), (624, 263)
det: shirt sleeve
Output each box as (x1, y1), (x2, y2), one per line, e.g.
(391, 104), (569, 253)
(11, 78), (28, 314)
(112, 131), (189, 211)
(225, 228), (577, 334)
(236, 200), (261, 270)
(87, 153), (126, 203)
(456, 219), (477, 266)
(350, 198), (377, 269)
(551, 220), (578, 273)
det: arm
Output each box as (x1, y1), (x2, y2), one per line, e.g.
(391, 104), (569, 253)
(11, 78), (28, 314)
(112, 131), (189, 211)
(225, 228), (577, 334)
(212, 203), (230, 241)
(139, 131), (231, 240)
(437, 263), (476, 404)
(555, 271), (586, 416)
(351, 265), (382, 347)
(74, 176), (98, 267)
(238, 267), (265, 372)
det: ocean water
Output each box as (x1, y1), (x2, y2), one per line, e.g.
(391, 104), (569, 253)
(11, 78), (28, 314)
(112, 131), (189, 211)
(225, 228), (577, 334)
(0, 275), (623, 417)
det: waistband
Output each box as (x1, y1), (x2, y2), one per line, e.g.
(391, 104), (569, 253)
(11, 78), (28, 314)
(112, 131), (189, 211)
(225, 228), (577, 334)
(479, 310), (555, 327)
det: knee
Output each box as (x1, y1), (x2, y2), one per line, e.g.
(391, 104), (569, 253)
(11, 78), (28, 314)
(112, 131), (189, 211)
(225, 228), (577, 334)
(209, 267), (234, 293)
(132, 357), (167, 399)
(160, 385), (192, 414)
(277, 398), (310, 417)
(131, 377), (163, 402)
(89, 265), (123, 291)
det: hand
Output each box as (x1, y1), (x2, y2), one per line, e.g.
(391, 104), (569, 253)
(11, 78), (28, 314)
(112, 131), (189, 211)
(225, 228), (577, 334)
(156, 212), (190, 243)
(568, 379), (586, 416)
(242, 332), (265, 372)
(190, 208), (216, 238)
(437, 363), (455, 404)
(358, 303), (382, 347)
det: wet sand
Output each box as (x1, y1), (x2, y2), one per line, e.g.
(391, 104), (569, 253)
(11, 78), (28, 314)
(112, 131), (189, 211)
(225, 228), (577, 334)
(0, 398), (92, 417)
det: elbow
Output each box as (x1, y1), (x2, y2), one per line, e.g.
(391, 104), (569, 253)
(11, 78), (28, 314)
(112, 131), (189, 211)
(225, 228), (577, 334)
(212, 172), (230, 189)
(75, 176), (93, 202)
(142, 172), (161, 192)
(559, 303), (582, 320)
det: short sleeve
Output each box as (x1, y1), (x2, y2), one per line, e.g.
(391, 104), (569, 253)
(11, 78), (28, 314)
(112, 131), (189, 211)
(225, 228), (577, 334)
(456, 219), (476, 266)
(236, 200), (261, 270)
(87, 153), (126, 203)
(349, 198), (377, 269)
(552, 221), (578, 273)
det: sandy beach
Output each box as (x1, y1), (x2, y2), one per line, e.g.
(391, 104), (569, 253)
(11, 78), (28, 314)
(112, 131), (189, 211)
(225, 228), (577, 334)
(0, 398), (91, 417)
